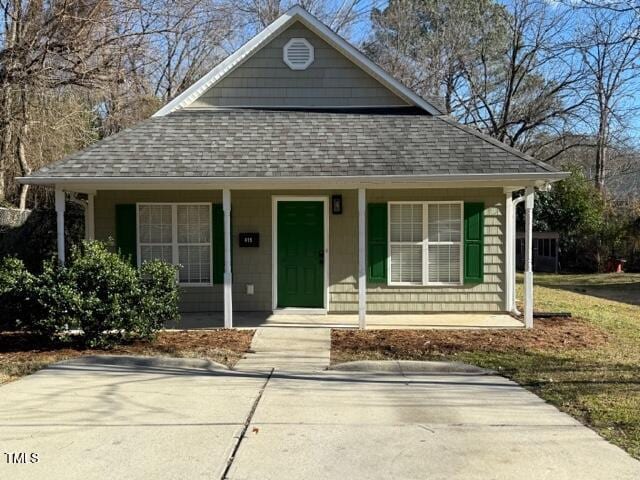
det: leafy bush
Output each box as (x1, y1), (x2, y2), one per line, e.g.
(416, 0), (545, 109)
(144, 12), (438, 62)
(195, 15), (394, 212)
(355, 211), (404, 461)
(0, 257), (36, 330)
(0, 241), (180, 347)
(528, 169), (640, 272)
(139, 260), (180, 338)
(28, 259), (83, 339)
(66, 242), (145, 347)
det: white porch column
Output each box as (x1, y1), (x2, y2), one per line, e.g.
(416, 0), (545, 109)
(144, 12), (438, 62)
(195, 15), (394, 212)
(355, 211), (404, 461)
(504, 191), (514, 312)
(55, 187), (65, 265)
(85, 193), (95, 240)
(223, 189), (233, 328)
(523, 186), (535, 328)
(358, 188), (366, 329)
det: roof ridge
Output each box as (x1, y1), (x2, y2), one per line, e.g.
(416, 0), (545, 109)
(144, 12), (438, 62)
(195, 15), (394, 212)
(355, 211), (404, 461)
(435, 115), (558, 173)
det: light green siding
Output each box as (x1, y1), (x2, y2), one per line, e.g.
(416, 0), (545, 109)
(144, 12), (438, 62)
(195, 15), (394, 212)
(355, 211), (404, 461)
(94, 188), (505, 314)
(95, 190), (223, 312)
(328, 189), (505, 313)
(190, 22), (408, 109)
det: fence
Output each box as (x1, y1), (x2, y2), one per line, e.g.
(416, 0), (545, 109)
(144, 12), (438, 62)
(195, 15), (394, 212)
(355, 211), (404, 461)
(0, 207), (31, 228)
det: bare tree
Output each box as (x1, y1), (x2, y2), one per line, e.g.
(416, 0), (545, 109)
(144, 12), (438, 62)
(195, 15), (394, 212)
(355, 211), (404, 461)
(230, 0), (374, 37)
(457, 0), (584, 151)
(0, 0), (182, 207)
(575, 5), (640, 191)
(367, 0), (507, 113)
(367, 0), (584, 153)
(148, 0), (235, 102)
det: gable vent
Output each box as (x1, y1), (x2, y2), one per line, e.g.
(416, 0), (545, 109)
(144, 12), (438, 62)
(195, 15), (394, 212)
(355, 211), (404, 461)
(283, 38), (314, 70)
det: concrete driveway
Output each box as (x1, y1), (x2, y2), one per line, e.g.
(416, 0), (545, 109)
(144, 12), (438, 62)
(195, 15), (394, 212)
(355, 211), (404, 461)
(1, 356), (639, 480)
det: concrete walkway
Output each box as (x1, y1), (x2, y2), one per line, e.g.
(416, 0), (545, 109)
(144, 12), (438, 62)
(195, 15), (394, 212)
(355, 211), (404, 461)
(2, 355), (640, 479)
(234, 327), (331, 371)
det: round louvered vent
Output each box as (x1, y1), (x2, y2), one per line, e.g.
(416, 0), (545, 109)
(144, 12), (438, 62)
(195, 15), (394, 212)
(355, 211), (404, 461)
(283, 38), (314, 70)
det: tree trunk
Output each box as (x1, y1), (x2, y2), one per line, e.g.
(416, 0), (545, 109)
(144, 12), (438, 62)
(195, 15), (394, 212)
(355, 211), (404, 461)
(595, 110), (608, 192)
(16, 129), (30, 211)
(0, 89), (12, 203)
(16, 89), (31, 211)
(0, 5), (16, 204)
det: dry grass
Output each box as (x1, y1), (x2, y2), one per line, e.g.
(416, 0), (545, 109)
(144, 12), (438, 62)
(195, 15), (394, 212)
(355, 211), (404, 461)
(332, 273), (640, 459)
(0, 329), (254, 385)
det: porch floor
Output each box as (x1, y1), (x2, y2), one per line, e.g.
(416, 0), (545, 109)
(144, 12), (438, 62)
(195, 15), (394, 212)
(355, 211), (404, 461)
(168, 312), (523, 330)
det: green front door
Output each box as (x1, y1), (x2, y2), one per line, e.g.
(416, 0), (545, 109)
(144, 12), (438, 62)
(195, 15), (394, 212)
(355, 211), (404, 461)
(277, 201), (324, 308)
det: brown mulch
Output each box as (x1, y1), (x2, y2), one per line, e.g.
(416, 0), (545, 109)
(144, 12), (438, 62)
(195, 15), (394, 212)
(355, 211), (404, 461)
(0, 329), (254, 384)
(332, 317), (609, 360)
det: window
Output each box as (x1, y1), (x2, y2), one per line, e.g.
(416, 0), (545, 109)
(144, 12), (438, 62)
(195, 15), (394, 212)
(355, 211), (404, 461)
(389, 204), (423, 284)
(138, 204), (212, 285)
(388, 202), (463, 285)
(427, 203), (462, 284)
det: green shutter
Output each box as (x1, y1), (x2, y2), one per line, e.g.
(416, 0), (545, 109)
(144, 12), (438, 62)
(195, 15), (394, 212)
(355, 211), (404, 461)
(212, 204), (224, 284)
(464, 202), (484, 284)
(367, 203), (387, 283)
(115, 204), (137, 267)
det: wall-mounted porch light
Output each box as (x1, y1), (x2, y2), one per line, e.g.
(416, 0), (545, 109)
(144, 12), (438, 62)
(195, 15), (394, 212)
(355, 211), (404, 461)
(331, 194), (343, 214)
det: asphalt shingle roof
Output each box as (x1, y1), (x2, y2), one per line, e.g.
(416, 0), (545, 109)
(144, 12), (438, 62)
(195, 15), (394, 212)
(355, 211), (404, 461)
(31, 109), (557, 178)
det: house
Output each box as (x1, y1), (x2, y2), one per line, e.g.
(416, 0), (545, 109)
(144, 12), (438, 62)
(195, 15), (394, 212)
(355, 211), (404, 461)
(19, 6), (567, 329)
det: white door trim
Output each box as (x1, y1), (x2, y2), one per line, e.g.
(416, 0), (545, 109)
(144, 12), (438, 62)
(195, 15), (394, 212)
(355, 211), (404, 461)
(271, 196), (329, 312)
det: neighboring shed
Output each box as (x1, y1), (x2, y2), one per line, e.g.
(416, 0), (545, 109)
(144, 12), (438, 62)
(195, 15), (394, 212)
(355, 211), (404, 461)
(516, 232), (559, 273)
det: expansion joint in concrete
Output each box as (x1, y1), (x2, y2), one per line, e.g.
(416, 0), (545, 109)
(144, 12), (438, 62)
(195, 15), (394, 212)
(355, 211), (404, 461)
(221, 368), (274, 480)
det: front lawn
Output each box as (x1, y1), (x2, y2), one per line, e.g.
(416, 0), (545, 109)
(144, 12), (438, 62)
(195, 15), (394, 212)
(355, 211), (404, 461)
(0, 329), (254, 385)
(332, 273), (640, 459)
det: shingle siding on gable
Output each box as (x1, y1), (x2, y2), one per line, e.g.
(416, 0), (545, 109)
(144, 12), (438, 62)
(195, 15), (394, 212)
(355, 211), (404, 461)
(190, 21), (408, 108)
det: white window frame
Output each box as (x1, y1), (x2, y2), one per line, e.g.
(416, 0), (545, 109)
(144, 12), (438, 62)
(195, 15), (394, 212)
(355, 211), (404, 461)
(387, 201), (464, 287)
(136, 203), (213, 287)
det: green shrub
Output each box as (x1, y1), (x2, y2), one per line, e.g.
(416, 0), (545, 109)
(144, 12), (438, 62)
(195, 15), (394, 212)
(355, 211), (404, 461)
(64, 242), (141, 347)
(0, 241), (180, 347)
(0, 257), (35, 330)
(28, 259), (83, 340)
(139, 260), (180, 337)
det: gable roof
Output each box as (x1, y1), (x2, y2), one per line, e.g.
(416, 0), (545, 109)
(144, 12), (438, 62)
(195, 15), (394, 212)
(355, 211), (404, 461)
(152, 5), (443, 117)
(27, 109), (562, 182)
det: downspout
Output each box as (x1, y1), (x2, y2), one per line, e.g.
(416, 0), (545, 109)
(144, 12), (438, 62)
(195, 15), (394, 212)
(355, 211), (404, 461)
(510, 183), (549, 320)
(510, 195), (525, 316)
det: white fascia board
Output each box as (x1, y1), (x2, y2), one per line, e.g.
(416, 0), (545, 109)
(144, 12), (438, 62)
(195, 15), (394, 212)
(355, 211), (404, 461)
(18, 172), (570, 190)
(152, 5), (442, 117)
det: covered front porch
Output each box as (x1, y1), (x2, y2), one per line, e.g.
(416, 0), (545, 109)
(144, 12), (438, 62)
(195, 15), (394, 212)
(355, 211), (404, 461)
(171, 312), (524, 330)
(43, 179), (542, 330)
